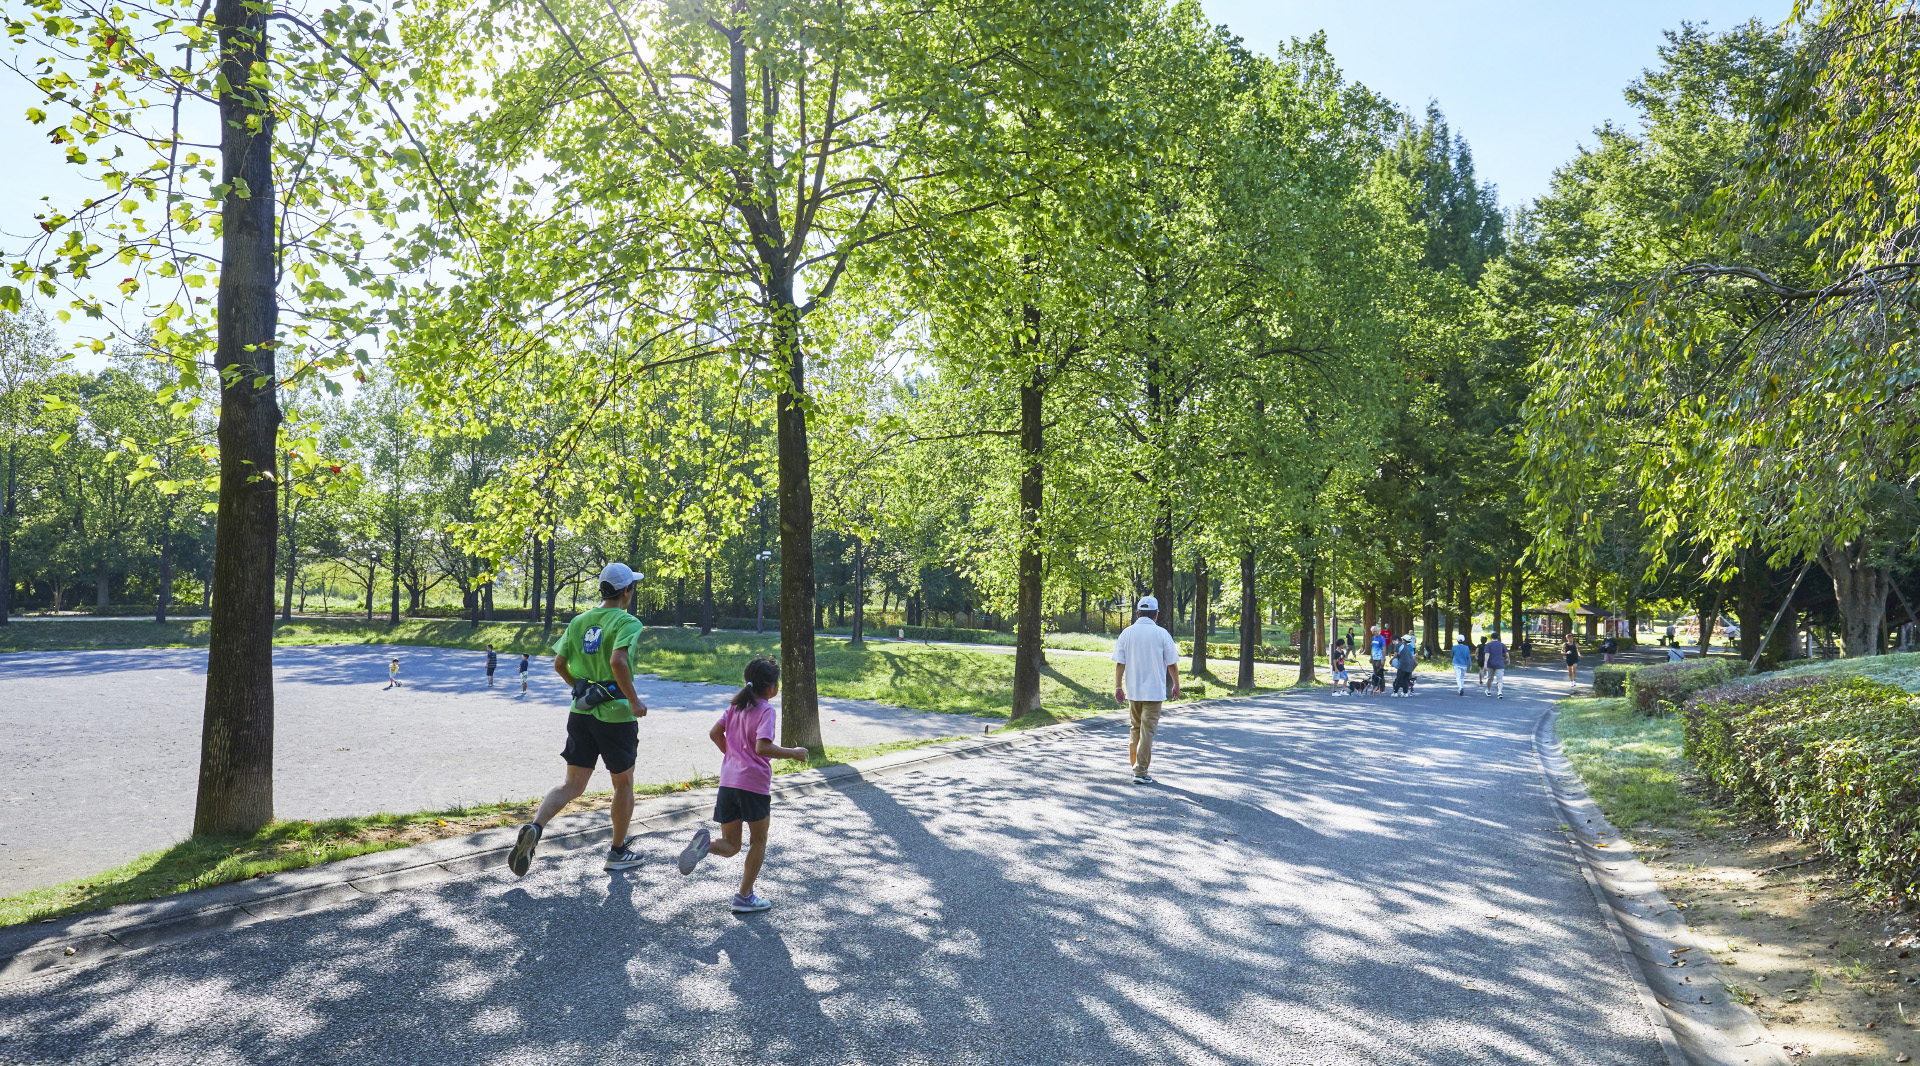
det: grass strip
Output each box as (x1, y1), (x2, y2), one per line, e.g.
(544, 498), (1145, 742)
(0, 736), (954, 929)
(1554, 696), (1720, 833)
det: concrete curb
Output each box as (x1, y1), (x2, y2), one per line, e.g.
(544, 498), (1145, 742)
(1533, 706), (1790, 1066)
(0, 703), (1137, 989)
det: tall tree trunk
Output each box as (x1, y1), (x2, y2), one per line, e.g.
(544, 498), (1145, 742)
(772, 295), (822, 753)
(483, 577), (493, 620)
(1011, 370), (1043, 717)
(700, 558), (714, 636)
(0, 442), (15, 625)
(543, 533), (557, 626)
(279, 502), (296, 621)
(1491, 572), (1505, 639)
(1421, 556), (1439, 655)
(195, 0), (279, 836)
(1238, 543), (1256, 689)
(528, 535), (542, 619)
(1190, 554), (1209, 676)
(96, 560), (110, 609)
(389, 523), (401, 625)
(156, 497), (174, 624)
(1510, 572), (1523, 646)
(1151, 503), (1174, 618)
(1296, 553), (1316, 685)
(1456, 574), (1473, 645)
(1735, 548), (1773, 662)
(850, 537), (867, 648)
(1444, 576), (1455, 646)
(1820, 538), (1891, 657)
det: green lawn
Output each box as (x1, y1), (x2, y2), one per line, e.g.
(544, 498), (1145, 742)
(0, 735), (954, 928)
(1554, 696), (1717, 832)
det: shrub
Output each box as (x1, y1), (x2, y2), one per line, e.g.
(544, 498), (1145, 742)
(1626, 657), (1751, 715)
(1684, 675), (1920, 905)
(1591, 664), (1640, 697)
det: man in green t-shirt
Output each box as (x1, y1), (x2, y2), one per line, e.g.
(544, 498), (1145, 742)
(508, 562), (651, 876)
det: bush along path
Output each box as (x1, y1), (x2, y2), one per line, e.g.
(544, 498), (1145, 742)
(1555, 685), (1920, 1064)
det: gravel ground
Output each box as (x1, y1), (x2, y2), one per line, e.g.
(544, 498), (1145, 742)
(0, 644), (969, 895)
(0, 666), (1661, 1065)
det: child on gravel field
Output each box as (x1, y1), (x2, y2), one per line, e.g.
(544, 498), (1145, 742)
(518, 653), (530, 694)
(676, 657), (811, 912)
(386, 657), (402, 690)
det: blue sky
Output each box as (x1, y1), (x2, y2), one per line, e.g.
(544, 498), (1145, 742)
(1199, 0), (1792, 209)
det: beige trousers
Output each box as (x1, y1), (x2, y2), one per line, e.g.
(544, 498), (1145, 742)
(1129, 700), (1163, 776)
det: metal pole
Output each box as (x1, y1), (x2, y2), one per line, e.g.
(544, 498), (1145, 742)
(1749, 560), (1814, 672)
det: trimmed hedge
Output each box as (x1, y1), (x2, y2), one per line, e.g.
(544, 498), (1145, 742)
(1626, 657), (1751, 715)
(1684, 674), (1920, 905)
(1591, 664), (1640, 697)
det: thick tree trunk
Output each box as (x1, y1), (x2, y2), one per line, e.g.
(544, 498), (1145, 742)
(1820, 538), (1891, 657)
(543, 534), (557, 626)
(195, 0), (279, 837)
(1735, 548), (1773, 662)
(1238, 544), (1256, 689)
(482, 578), (493, 620)
(1491, 572), (1505, 639)
(1190, 554), (1209, 676)
(529, 536), (542, 620)
(1456, 575), (1472, 645)
(1011, 373), (1043, 717)
(1444, 576), (1455, 646)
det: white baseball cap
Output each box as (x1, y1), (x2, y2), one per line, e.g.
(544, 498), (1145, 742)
(1137, 595), (1159, 612)
(598, 562), (641, 589)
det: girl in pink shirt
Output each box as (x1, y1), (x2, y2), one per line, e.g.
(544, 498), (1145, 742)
(676, 657), (809, 912)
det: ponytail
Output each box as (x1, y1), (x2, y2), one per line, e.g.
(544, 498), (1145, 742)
(731, 656), (780, 711)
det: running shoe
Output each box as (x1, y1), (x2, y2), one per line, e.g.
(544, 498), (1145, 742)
(678, 827), (712, 875)
(1132, 773), (1154, 785)
(731, 892), (773, 913)
(507, 822), (541, 877)
(605, 837), (645, 871)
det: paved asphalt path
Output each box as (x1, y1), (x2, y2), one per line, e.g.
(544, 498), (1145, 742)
(0, 645), (967, 895)
(0, 664), (1662, 1065)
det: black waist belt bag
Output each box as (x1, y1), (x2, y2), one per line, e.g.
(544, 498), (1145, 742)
(571, 679), (621, 712)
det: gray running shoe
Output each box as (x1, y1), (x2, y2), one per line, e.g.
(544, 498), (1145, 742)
(1132, 773), (1154, 785)
(731, 892), (773, 913)
(605, 837), (645, 871)
(678, 827), (712, 875)
(508, 822), (541, 877)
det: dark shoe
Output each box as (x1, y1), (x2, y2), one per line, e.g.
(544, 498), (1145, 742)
(605, 837), (645, 871)
(508, 822), (541, 877)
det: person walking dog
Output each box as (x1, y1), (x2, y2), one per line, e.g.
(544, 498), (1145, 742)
(507, 562), (650, 877)
(1112, 595), (1180, 785)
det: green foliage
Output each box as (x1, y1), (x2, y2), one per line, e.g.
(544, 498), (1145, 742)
(1684, 674), (1920, 905)
(1627, 656), (1751, 715)
(1591, 663), (1641, 697)
(1779, 651), (1920, 694)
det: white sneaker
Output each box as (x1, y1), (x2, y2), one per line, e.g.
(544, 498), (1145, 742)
(1132, 773), (1154, 785)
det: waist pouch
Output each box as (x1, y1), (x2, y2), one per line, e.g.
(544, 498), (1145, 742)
(571, 679), (622, 712)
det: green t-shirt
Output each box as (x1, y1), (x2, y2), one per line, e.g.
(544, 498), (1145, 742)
(552, 606), (645, 722)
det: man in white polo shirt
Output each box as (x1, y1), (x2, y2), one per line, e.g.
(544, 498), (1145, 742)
(1112, 594), (1182, 785)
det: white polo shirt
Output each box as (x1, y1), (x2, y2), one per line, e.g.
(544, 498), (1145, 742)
(1112, 617), (1181, 702)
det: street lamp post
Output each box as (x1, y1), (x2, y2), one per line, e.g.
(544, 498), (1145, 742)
(755, 550), (773, 633)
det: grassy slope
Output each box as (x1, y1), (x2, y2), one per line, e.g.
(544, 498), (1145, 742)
(1777, 650), (1920, 693)
(1554, 696), (1717, 832)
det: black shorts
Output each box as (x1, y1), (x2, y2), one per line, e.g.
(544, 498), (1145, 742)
(714, 785), (771, 825)
(562, 713), (638, 774)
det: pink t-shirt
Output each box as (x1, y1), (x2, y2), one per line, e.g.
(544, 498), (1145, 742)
(717, 698), (778, 795)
